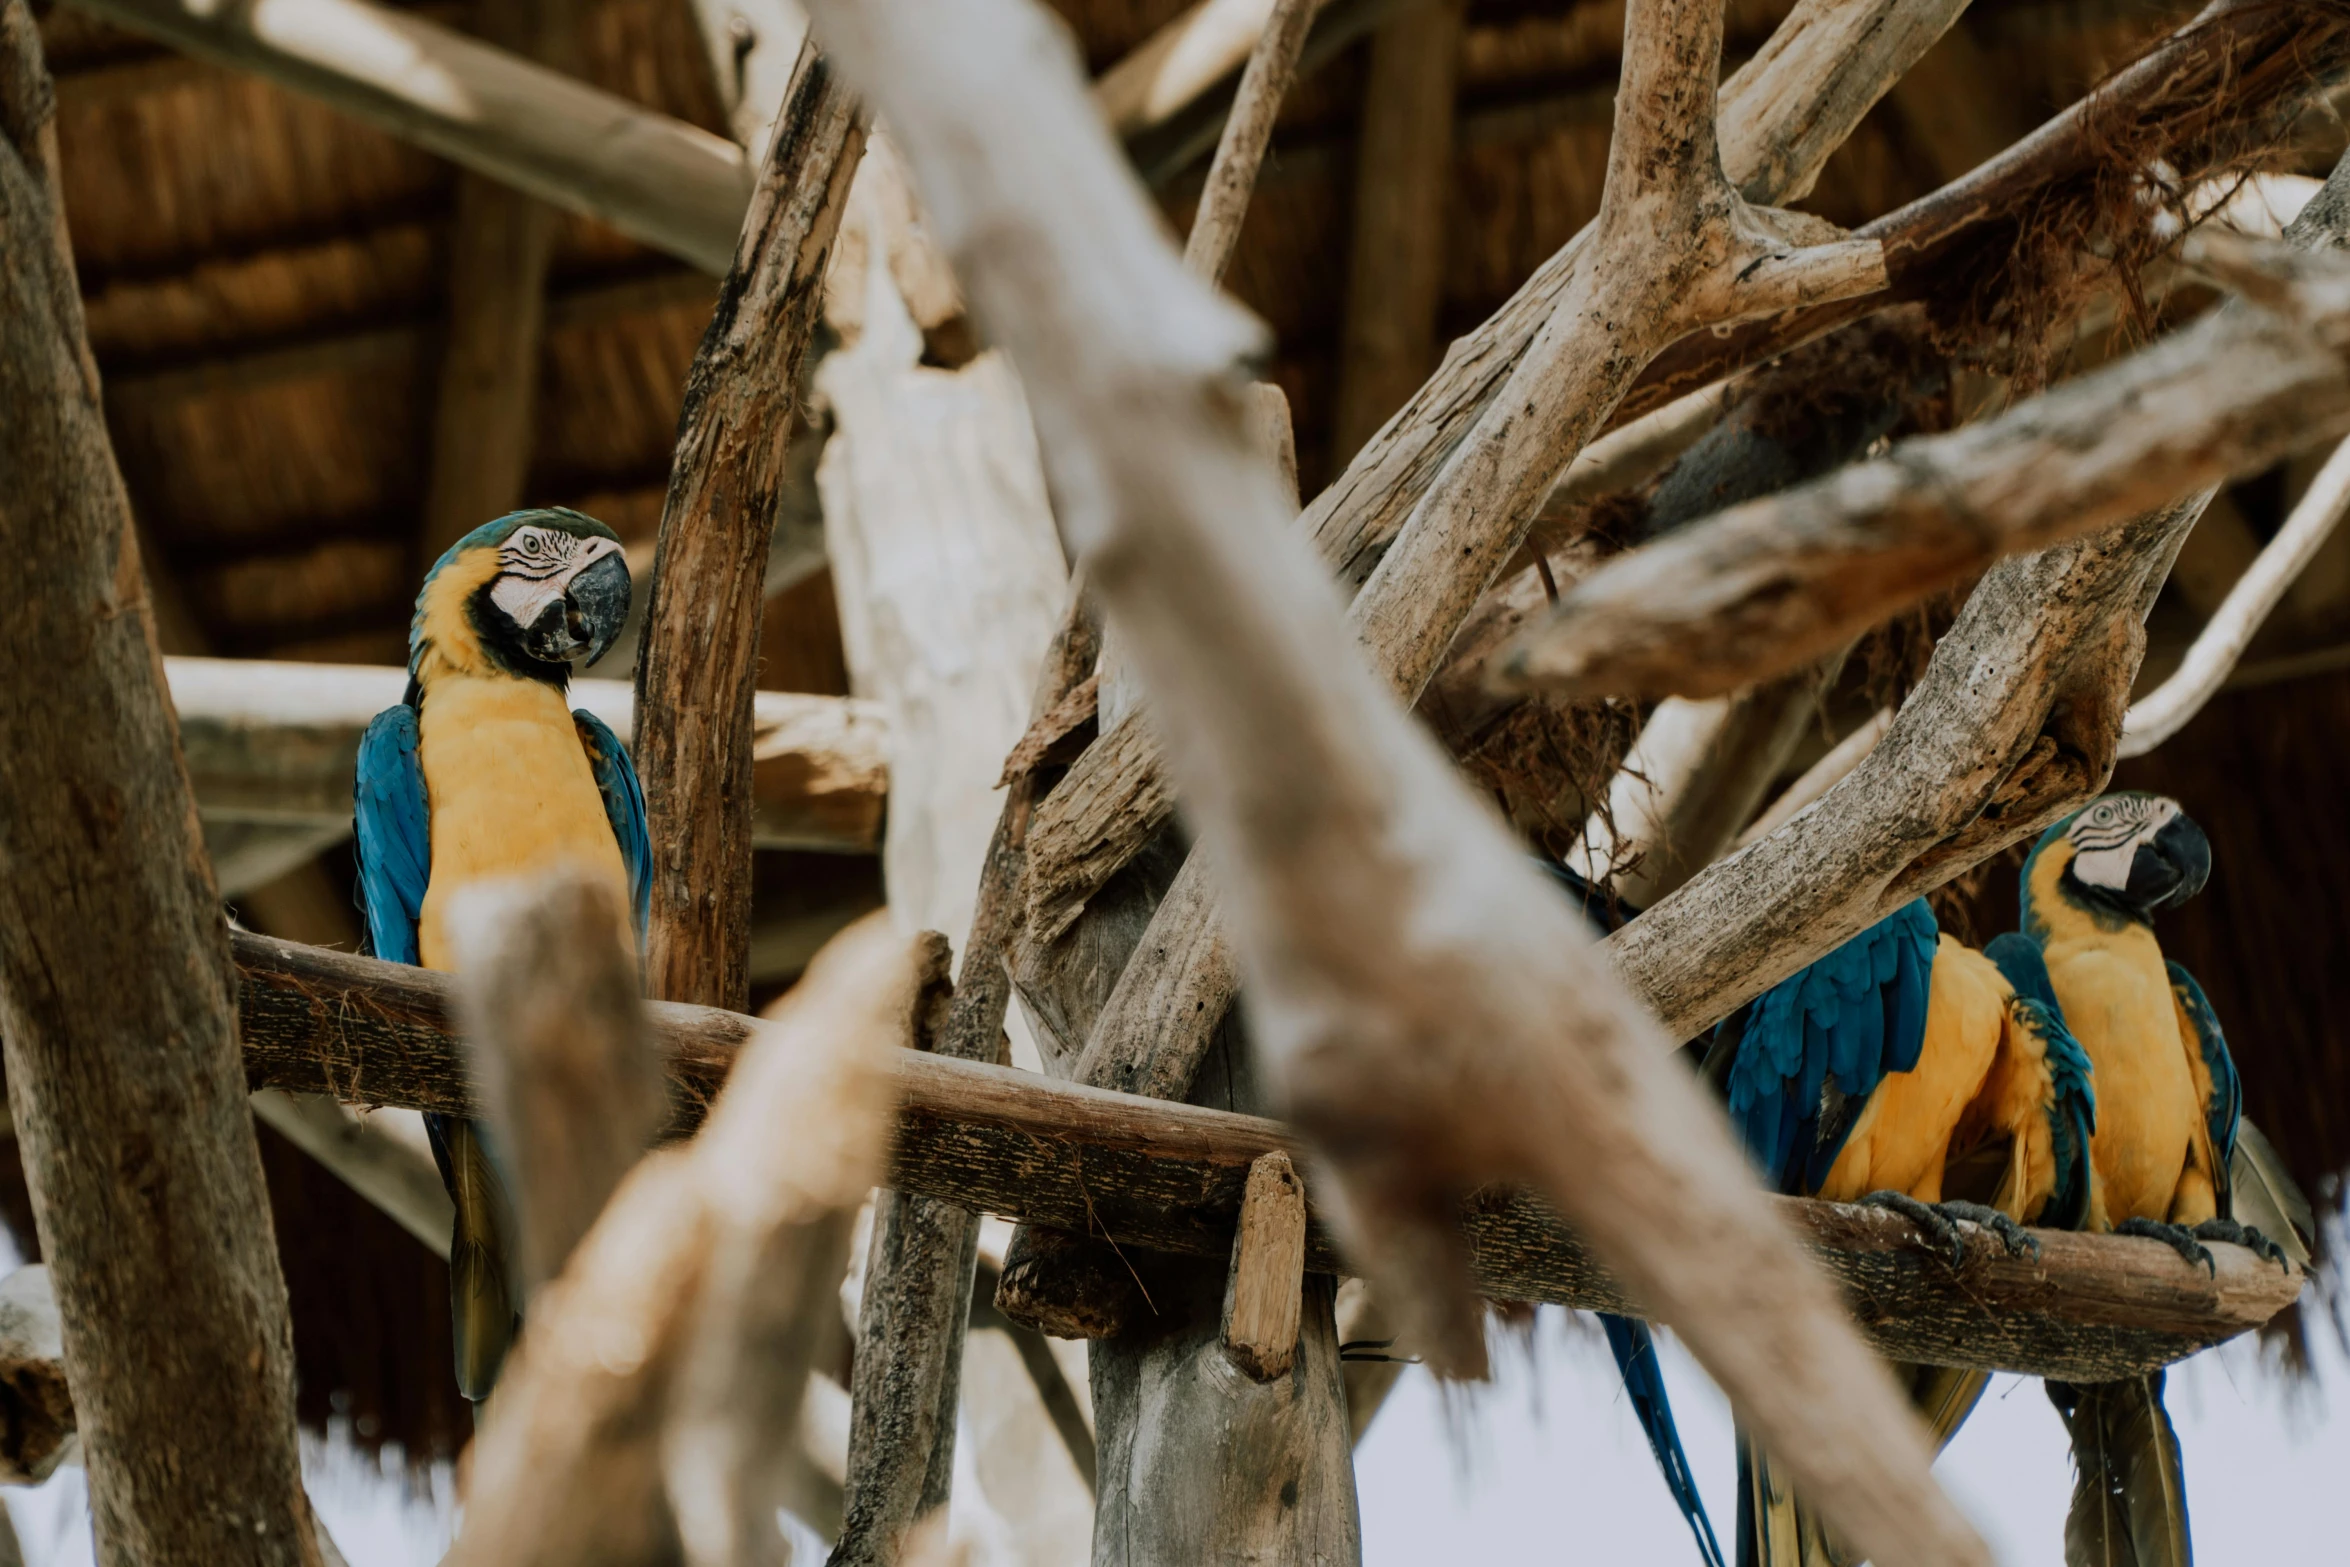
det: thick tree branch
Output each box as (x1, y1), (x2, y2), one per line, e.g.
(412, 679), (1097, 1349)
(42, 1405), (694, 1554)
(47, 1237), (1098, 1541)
(0, 8), (322, 1560)
(793, 3), (1983, 1565)
(225, 932), (2306, 1383)
(634, 50), (866, 1011)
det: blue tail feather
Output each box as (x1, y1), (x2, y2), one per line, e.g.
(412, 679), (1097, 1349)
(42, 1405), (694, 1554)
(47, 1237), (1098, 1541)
(1603, 1314), (1726, 1567)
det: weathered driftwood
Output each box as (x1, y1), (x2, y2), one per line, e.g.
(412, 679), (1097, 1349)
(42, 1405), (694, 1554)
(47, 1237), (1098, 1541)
(1734, 706), (1892, 851)
(0, 11), (325, 1562)
(1020, 0), (1956, 954)
(795, 1), (1980, 1563)
(2122, 433), (2350, 755)
(449, 872), (666, 1297)
(445, 918), (907, 1567)
(636, 46), (866, 1013)
(1179, 0), (1318, 286)
(64, 0), (754, 274)
(1500, 239), (2350, 700)
(1332, 0), (1464, 459)
(225, 932), (2307, 1380)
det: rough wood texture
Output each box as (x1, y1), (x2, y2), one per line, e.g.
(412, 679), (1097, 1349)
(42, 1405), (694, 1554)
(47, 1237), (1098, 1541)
(793, 0), (1977, 1562)
(449, 872), (666, 1297)
(170, 658), (889, 854)
(636, 45), (865, 1012)
(445, 919), (907, 1567)
(0, 9), (323, 1560)
(1502, 239), (2350, 699)
(226, 932), (2306, 1379)
(1180, 0), (1318, 286)
(65, 0), (754, 274)
(1020, 0), (1954, 950)
(1332, 0), (1464, 459)
(2122, 434), (2350, 756)
(1220, 1152), (1306, 1380)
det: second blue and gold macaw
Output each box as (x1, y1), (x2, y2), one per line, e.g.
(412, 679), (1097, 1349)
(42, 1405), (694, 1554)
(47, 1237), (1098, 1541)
(352, 507), (649, 1399)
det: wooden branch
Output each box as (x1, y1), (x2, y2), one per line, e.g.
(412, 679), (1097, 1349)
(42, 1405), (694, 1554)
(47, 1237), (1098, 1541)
(63, 0), (755, 274)
(0, 8), (324, 1559)
(168, 658), (888, 854)
(1180, 0), (1318, 285)
(1500, 239), (2350, 699)
(1732, 706), (1891, 852)
(226, 932), (2307, 1381)
(1332, 0), (1464, 459)
(2122, 434), (2350, 755)
(445, 918), (908, 1567)
(794, 2), (1978, 1564)
(1220, 1153), (1306, 1381)
(1020, 0), (1953, 953)
(450, 872), (665, 1297)
(636, 44), (866, 1012)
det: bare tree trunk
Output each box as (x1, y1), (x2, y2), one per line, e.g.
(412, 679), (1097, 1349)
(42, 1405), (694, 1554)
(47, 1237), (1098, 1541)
(0, 8), (322, 1562)
(635, 43), (865, 1012)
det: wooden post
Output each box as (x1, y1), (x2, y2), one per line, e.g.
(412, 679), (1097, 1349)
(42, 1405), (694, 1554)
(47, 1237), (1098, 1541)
(634, 44), (866, 1012)
(0, 6), (325, 1560)
(1332, 0), (1463, 460)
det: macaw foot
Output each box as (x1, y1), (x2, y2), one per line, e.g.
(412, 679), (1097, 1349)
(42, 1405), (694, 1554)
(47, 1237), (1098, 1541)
(1859, 1191), (2033, 1268)
(2189, 1218), (2293, 1271)
(2115, 1217), (2216, 1277)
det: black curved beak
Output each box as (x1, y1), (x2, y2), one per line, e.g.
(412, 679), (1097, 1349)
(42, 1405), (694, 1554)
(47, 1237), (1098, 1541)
(2133, 813), (2212, 913)
(566, 552), (633, 669)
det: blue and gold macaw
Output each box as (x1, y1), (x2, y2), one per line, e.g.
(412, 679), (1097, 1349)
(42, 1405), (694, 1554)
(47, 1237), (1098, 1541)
(1594, 894), (2097, 1567)
(2011, 792), (2289, 1567)
(352, 507), (649, 1400)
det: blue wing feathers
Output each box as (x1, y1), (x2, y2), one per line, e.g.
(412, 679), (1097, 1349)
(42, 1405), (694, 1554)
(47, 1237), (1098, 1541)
(574, 709), (653, 943)
(2166, 961), (2240, 1169)
(353, 705), (430, 966)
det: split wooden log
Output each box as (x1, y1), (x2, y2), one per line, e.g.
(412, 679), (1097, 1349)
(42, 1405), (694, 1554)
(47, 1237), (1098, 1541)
(224, 931), (2308, 1382)
(444, 916), (908, 1567)
(1500, 236), (2350, 700)
(636, 43), (866, 1013)
(449, 872), (667, 1297)
(1220, 1153), (1307, 1380)
(0, 9), (326, 1562)
(64, 0), (755, 273)
(794, 2), (1980, 1565)
(2122, 433), (2350, 755)
(169, 658), (890, 856)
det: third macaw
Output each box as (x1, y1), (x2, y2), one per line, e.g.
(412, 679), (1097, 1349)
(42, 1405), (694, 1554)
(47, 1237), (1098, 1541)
(352, 507), (648, 1400)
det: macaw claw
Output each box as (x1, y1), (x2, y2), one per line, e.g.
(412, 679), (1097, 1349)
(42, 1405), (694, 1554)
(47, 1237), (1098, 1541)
(1860, 1191), (2036, 1267)
(2190, 1218), (2293, 1271)
(2115, 1217), (2217, 1276)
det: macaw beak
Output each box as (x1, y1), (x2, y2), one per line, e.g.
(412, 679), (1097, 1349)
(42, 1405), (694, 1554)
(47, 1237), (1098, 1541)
(2134, 813), (2212, 913)
(516, 549), (632, 668)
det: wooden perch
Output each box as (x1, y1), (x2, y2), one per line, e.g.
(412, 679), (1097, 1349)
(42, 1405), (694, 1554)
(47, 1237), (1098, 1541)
(226, 931), (2306, 1382)
(790, 2), (1983, 1564)
(450, 872), (666, 1296)
(167, 657), (889, 854)
(2122, 433), (2350, 755)
(445, 917), (908, 1567)
(636, 44), (865, 1011)
(0, 9), (326, 1560)
(1499, 237), (2350, 699)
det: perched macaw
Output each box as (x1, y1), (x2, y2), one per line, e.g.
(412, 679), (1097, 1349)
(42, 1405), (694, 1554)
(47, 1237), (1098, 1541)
(352, 507), (649, 1399)
(1593, 895), (2096, 1567)
(2011, 792), (2288, 1567)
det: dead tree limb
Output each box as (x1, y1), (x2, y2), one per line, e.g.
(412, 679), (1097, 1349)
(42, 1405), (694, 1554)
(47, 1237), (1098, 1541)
(1180, 0), (1319, 285)
(2122, 433), (2350, 755)
(445, 918), (908, 1567)
(0, 9), (324, 1561)
(1501, 238), (2350, 699)
(227, 931), (2306, 1380)
(794, 1), (1985, 1564)
(636, 48), (866, 1011)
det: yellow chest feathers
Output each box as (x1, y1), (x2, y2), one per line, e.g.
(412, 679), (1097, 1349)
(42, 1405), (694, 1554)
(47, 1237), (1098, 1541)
(2042, 925), (2196, 1225)
(414, 675), (631, 972)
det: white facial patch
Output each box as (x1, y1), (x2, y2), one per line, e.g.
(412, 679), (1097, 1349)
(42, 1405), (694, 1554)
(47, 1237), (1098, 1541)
(2067, 795), (2179, 891)
(489, 526), (623, 631)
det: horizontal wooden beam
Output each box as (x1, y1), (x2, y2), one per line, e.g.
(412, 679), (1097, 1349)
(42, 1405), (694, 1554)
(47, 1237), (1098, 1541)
(234, 931), (2305, 1383)
(170, 657), (886, 852)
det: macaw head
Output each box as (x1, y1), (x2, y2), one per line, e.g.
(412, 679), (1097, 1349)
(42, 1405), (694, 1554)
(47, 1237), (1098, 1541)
(2026, 791), (2210, 929)
(409, 508), (632, 688)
